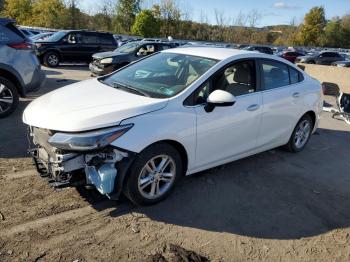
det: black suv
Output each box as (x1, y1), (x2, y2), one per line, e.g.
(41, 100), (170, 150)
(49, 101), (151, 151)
(35, 30), (117, 67)
(89, 41), (177, 76)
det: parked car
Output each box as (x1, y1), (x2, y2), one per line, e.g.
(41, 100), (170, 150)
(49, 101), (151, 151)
(278, 51), (305, 63)
(19, 28), (40, 37)
(331, 61), (350, 67)
(23, 47), (322, 205)
(243, 45), (274, 54)
(35, 30), (117, 67)
(89, 41), (177, 76)
(30, 32), (55, 41)
(295, 51), (345, 65)
(0, 18), (45, 118)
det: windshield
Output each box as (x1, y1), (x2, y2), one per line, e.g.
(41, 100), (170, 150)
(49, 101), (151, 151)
(45, 31), (67, 42)
(115, 41), (141, 53)
(102, 52), (218, 98)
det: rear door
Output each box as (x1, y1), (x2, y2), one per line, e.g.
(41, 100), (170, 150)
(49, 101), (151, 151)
(257, 59), (304, 148)
(98, 33), (116, 52)
(80, 32), (99, 61)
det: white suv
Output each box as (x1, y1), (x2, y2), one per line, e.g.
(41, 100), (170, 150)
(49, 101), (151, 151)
(23, 47), (323, 205)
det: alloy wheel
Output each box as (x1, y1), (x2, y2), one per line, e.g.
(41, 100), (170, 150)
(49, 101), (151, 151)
(138, 154), (176, 200)
(294, 119), (311, 149)
(48, 54), (59, 66)
(0, 83), (14, 114)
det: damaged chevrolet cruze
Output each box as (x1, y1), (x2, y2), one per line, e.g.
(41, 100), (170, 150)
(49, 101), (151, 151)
(23, 47), (323, 205)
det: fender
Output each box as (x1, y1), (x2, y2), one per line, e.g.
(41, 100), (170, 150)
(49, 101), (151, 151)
(0, 63), (25, 96)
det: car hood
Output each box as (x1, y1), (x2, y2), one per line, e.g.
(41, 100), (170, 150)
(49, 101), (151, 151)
(92, 51), (127, 60)
(23, 78), (168, 132)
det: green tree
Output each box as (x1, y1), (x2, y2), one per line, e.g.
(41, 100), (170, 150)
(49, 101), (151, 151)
(0, 0), (4, 12)
(299, 6), (326, 46)
(341, 15), (350, 48)
(113, 0), (141, 33)
(131, 9), (159, 37)
(31, 0), (66, 28)
(93, 13), (112, 31)
(2, 0), (33, 25)
(321, 18), (343, 47)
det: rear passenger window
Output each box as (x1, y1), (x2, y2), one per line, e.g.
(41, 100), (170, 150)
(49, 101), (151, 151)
(82, 33), (98, 44)
(0, 24), (24, 43)
(99, 34), (114, 45)
(289, 68), (299, 84)
(261, 60), (289, 90)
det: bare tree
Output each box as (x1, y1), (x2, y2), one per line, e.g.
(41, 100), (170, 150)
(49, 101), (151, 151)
(214, 8), (226, 27)
(247, 9), (262, 28)
(234, 10), (247, 26)
(181, 0), (192, 21)
(199, 9), (209, 24)
(214, 9), (227, 41)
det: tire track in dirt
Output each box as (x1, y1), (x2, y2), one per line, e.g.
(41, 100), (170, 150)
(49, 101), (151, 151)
(1, 200), (120, 237)
(3, 170), (37, 179)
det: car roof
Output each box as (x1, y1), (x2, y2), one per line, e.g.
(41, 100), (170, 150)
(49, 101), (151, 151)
(62, 30), (112, 35)
(0, 18), (15, 25)
(162, 47), (253, 60)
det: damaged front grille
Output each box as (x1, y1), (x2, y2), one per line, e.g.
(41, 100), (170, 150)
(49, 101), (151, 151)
(28, 127), (129, 196)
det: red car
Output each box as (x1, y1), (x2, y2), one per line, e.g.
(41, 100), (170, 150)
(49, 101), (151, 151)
(279, 51), (305, 63)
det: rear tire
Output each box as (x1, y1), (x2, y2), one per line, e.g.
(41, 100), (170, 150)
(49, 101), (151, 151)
(284, 114), (313, 153)
(124, 143), (182, 206)
(43, 52), (60, 67)
(0, 77), (19, 118)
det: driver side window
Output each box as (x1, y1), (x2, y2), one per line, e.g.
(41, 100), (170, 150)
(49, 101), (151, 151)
(193, 60), (256, 105)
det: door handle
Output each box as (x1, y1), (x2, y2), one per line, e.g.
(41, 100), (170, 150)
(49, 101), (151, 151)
(247, 104), (260, 111)
(293, 92), (300, 98)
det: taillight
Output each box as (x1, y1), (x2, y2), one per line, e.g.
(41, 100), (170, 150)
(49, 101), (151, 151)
(7, 41), (33, 50)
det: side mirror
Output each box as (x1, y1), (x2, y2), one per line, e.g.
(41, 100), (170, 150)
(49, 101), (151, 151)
(205, 90), (236, 112)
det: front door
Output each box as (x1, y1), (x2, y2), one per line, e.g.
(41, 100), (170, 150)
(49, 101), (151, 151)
(194, 59), (263, 170)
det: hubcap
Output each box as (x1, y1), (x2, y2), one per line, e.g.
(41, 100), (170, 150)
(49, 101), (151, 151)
(48, 55), (58, 65)
(0, 84), (14, 113)
(294, 120), (311, 149)
(138, 155), (176, 200)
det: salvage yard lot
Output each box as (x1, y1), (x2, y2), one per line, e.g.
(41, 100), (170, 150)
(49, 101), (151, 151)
(1, 66), (350, 261)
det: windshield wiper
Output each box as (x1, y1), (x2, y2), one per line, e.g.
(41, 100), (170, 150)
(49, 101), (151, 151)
(112, 81), (150, 97)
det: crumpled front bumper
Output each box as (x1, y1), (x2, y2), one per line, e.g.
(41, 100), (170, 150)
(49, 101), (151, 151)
(28, 127), (134, 199)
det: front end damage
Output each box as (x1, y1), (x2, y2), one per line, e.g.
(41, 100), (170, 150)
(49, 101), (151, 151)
(28, 127), (134, 199)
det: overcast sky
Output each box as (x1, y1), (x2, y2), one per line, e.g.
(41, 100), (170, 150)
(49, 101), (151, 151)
(80, 0), (350, 26)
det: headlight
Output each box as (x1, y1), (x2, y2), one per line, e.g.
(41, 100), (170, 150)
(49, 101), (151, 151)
(100, 58), (113, 64)
(48, 124), (133, 151)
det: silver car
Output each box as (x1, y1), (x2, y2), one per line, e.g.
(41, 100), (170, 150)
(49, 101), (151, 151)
(0, 18), (45, 118)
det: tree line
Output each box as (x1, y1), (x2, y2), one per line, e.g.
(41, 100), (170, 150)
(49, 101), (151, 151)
(1, 0), (349, 48)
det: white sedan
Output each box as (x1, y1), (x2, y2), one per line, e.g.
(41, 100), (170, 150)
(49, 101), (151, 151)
(23, 47), (323, 205)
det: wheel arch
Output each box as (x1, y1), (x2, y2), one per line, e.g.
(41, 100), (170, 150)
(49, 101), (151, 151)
(303, 110), (316, 129)
(141, 139), (189, 175)
(0, 66), (25, 97)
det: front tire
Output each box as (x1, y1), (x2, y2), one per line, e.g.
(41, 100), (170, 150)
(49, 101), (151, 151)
(124, 143), (182, 206)
(0, 77), (19, 118)
(284, 114), (313, 153)
(43, 52), (60, 67)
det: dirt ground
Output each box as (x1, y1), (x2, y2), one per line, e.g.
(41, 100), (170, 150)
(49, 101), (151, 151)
(1, 65), (350, 262)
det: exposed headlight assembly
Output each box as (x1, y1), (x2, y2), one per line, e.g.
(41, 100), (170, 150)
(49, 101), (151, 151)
(100, 58), (114, 64)
(48, 124), (133, 151)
